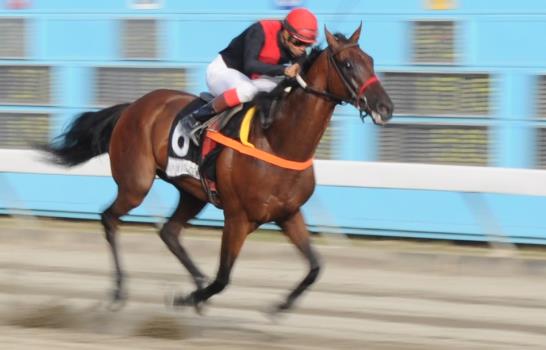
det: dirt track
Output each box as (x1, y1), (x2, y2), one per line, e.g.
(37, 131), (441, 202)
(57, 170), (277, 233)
(1, 216), (546, 349)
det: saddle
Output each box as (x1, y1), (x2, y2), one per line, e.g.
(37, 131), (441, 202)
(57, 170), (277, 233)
(166, 93), (256, 207)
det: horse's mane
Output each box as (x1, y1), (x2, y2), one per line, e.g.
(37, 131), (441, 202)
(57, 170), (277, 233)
(253, 33), (349, 128)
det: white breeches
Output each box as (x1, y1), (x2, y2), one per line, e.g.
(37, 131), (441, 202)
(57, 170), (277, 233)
(206, 55), (283, 103)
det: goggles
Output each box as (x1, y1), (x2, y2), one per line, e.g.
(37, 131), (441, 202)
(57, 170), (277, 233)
(288, 35), (312, 48)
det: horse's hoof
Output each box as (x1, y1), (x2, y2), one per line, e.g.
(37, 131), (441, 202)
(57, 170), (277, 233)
(275, 300), (292, 313)
(195, 276), (210, 291)
(107, 289), (127, 311)
(193, 302), (204, 315)
(164, 287), (179, 310)
(107, 299), (126, 312)
(264, 302), (290, 323)
(172, 292), (205, 315)
(107, 296), (127, 312)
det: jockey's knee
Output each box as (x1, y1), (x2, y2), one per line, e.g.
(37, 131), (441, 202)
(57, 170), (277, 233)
(235, 84), (258, 103)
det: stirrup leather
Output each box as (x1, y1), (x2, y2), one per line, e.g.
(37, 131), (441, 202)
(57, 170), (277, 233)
(189, 114), (222, 146)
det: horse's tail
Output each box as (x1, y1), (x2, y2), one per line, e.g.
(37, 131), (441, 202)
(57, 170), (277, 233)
(43, 103), (130, 166)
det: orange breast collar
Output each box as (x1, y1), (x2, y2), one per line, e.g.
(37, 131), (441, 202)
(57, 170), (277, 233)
(205, 107), (313, 171)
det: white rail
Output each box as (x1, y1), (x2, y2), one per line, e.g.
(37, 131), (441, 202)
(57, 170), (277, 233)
(1, 150), (545, 197)
(314, 160), (546, 196)
(0, 150), (112, 177)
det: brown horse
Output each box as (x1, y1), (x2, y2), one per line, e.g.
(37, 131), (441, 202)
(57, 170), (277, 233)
(45, 26), (393, 313)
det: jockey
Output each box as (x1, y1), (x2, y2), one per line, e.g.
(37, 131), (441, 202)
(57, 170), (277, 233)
(181, 7), (318, 144)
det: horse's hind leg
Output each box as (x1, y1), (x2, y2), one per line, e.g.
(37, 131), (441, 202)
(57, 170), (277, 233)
(275, 210), (321, 312)
(101, 182), (153, 303)
(159, 189), (208, 290)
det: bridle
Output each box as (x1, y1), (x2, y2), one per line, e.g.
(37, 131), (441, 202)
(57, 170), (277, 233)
(295, 43), (379, 121)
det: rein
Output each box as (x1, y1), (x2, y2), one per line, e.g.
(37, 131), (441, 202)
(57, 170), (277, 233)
(296, 43), (379, 121)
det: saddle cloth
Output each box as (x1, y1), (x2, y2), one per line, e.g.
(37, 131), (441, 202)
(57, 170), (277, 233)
(165, 94), (246, 179)
(165, 97), (207, 178)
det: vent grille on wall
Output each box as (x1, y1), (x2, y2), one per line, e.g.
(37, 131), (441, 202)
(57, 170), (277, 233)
(381, 72), (491, 116)
(0, 113), (50, 149)
(0, 66), (51, 105)
(379, 123), (489, 166)
(96, 67), (187, 105)
(537, 75), (546, 118)
(536, 127), (546, 169)
(122, 19), (158, 59)
(413, 21), (456, 64)
(0, 18), (26, 58)
(315, 120), (341, 160)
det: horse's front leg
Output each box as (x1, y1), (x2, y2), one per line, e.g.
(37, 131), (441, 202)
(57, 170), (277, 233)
(174, 216), (252, 312)
(275, 210), (321, 312)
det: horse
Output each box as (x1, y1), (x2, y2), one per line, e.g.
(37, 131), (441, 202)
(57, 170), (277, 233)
(44, 25), (393, 313)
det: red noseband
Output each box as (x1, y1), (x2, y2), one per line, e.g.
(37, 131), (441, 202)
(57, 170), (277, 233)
(355, 75), (379, 110)
(358, 75), (379, 97)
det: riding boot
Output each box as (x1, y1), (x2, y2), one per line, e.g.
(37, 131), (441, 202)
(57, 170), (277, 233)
(181, 93), (232, 145)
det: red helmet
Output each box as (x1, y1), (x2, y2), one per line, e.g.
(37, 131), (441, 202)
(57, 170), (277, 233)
(283, 8), (318, 44)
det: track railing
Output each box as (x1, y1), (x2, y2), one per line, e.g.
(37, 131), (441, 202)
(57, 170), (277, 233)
(3, 149), (546, 249)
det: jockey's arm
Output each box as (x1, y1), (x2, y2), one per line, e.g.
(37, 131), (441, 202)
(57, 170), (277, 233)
(242, 24), (286, 77)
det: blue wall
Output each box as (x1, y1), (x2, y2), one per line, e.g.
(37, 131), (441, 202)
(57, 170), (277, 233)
(2, 0), (546, 243)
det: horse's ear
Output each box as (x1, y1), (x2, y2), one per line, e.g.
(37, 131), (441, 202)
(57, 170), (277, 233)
(325, 26), (340, 50)
(348, 22), (362, 44)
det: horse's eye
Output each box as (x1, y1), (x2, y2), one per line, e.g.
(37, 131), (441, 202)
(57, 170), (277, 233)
(344, 61), (352, 69)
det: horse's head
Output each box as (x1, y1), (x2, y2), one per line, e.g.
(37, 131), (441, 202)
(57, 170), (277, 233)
(324, 25), (393, 125)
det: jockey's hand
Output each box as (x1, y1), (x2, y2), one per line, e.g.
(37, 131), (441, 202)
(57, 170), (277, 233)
(284, 63), (301, 78)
